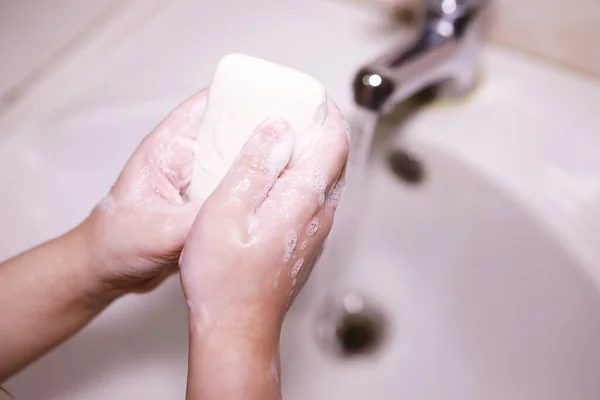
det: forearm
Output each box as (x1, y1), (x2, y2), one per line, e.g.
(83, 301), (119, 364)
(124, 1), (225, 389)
(186, 312), (282, 400)
(0, 226), (117, 381)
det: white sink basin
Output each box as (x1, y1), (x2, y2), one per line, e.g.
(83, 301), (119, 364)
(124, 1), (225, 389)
(280, 50), (600, 400)
(284, 118), (600, 400)
(2, 0), (600, 399)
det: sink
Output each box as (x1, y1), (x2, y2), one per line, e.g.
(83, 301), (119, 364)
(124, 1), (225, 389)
(280, 49), (600, 400)
(2, 0), (600, 398)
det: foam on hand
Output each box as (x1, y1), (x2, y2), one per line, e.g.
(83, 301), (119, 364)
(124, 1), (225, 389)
(186, 53), (327, 201)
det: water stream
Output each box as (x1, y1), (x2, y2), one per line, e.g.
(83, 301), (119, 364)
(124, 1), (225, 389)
(313, 107), (379, 292)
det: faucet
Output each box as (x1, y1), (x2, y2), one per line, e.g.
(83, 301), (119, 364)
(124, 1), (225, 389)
(353, 0), (490, 114)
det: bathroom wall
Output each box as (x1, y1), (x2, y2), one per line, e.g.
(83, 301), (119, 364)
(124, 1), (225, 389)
(0, 0), (122, 108)
(358, 0), (600, 78)
(490, 0), (600, 78)
(0, 1), (170, 116)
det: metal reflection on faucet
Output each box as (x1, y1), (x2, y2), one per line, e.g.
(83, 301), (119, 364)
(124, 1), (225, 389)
(436, 19), (455, 37)
(353, 0), (490, 113)
(441, 0), (458, 14)
(362, 74), (383, 87)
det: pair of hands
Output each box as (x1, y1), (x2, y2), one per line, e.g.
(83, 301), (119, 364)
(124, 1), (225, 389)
(78, 89), (350, 336)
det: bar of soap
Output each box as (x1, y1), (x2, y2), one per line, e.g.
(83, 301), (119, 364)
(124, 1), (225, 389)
(186, 53), (327, 201)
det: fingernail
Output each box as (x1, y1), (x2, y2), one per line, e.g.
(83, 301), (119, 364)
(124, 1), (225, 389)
(256, 117), (293, 142)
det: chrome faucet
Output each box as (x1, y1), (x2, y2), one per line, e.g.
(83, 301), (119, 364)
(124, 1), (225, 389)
(353, 0), (490, 113)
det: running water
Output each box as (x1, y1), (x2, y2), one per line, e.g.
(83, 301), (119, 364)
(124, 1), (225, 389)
(346, 108), (379, 187)
(314, 108), (379, 289)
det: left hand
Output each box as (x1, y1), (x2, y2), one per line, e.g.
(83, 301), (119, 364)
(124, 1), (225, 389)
(79, 89), (208, 296)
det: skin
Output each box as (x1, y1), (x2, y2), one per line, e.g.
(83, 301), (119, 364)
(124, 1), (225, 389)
(0, 89), (349, 399)
(181, 100), (348, 400)
(0, 90), (208, 381)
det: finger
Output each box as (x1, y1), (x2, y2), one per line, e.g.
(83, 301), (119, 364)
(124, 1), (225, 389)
(292, 208), (333, 273)
(113, 89), (209, 201)
(286, 209), (332, 304)
(208, 117), (295, 221)
(261, 98), (349, 225)
(324, 173), (346, 209)
(152, 88), (209, 140)
(288, 246), (321, 304)
(150, 89), (208, 189)
(157, 201), (202, 249)
(159, 135), (197, 191)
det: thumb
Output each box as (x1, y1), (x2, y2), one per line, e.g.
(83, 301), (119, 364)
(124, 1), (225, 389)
(159, 201), (203, 250)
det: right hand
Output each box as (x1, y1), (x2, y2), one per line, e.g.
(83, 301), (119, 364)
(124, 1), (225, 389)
(179, 98), (349, 337)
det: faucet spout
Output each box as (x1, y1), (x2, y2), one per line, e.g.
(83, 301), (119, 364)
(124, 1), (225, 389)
(353, 0), (490, 113)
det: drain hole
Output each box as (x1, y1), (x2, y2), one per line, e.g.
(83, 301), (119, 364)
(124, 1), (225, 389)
(388, 149), (425, 184)
(316, 293), (387, 359)
(336, 313), (382, 356)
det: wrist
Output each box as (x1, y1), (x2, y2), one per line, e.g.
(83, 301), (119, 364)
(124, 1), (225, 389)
(187, 300), (282, 344)
(187, 320), (280, 400)
(66, 222), (125, 308)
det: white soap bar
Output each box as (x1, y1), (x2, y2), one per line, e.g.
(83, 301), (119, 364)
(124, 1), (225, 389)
(187, 53), (327, 201)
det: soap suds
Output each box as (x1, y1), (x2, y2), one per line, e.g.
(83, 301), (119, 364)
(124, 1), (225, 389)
(325, 178), (344, 208)
(148, 137), (172, 172)
(131, 165), (151, 203)
(308, 166), (328, 207)
(154, 125), (176, 143)
(267, 130), (294, 176)
(306, 217), (319, 236)
(97, 194), (116, 214)
(232, 177), (251, 206)
(291, 258), (304, 278)
(284, 232), (298, 261)
(280, 186), (299, 215)
(247, 213), (259, 234)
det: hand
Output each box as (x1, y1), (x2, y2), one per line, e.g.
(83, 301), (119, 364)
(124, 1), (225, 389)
(79, 90), (208, 297)
(179, 98), (349, 337)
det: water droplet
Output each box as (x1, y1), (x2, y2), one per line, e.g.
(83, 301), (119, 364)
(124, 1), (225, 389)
(326, 179), (344, 207)
(292, 258), (304, 278)
(284, 232), (298, 261)
(307, 217), (319, 236)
